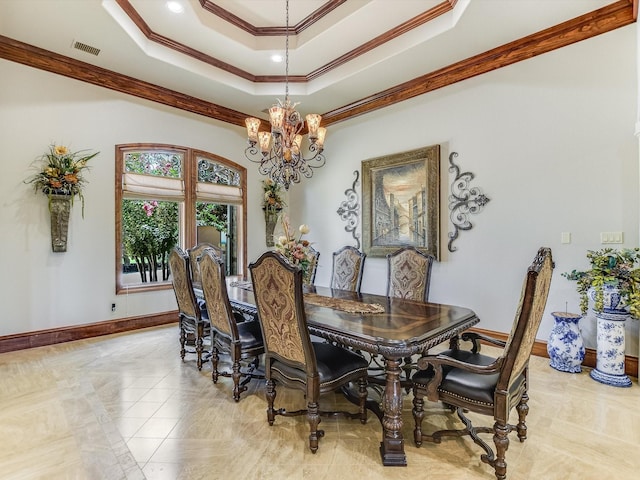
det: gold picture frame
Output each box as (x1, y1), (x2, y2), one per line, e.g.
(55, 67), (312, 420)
(362, 145), (440, 259)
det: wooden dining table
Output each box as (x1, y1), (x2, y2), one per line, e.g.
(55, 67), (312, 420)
(202, 281), (480, 466)
(194, 277), (480, 466)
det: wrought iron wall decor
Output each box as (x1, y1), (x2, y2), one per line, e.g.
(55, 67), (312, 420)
(448, 152), (490, 252)
(336, 170), (361, 249)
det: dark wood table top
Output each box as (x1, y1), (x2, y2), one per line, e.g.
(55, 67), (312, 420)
(225, 283), (479, 359)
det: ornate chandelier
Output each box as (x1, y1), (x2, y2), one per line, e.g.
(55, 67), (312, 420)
(244, 0), (326, 190)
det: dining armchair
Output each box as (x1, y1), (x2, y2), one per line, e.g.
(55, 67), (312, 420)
(168, 246), (211, 370)
(330, 245), (366, 293)
(411, 247), (554, 480)
(198, 248), (264, 401)
(249, 251), (369, 453)
(386, 245), (435, 302)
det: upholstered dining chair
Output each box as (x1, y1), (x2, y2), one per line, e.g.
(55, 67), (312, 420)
(411, 247), (554, 480)
(168, 246), (211, 370)
(385, 246), (435, 383)
(249, 251), (369, 454)
(188, 242), (223, 286)
(330, 245), (366, 293)
(198, 248), (264, 401)
(386, 246), (435, 302)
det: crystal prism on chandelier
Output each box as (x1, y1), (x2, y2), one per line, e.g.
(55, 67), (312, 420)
(244, 0), (326, 190)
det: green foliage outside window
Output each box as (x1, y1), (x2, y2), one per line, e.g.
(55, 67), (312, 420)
(196, 203), (227, 232)
(120, 151), (234, 284)
(121, 199), (178, 282)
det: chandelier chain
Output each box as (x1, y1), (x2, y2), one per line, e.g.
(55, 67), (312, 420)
(285, 0), (289, 100)
(243, 0), (326, 190)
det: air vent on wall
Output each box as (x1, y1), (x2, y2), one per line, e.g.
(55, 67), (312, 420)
(72, 40), (100, 56)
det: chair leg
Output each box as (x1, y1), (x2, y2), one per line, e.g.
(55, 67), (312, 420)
(179, 322), (186, 360)
(266, 379), (276, 425)
(196, 323), (204, 370)
(412, 391), (425, 447)
(402, 355), (414, 385)
(211, 347), (219, 383)
(357, 376), (368, 424)
(516, 392), (529, 442)
(307, 401), (322, 454)
(492, 421), (510, 480)
(232, 359), (242, 402)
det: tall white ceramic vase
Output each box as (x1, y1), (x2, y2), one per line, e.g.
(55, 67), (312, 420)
(589, 285), (632, 387)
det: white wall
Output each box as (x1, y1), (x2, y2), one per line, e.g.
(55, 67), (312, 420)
(290, 25), (639, 355)
(1, 25), (638, 357)
(0, 60), (266, 335)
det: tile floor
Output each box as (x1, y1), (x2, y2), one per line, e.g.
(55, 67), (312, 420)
(0, 325), (638, 480)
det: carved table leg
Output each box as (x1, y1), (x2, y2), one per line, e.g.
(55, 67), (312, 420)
(379, 357), (407, 466)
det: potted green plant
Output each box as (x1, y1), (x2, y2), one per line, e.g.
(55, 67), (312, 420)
(563, 248), (639, 387)
(562, 247), (640, 318)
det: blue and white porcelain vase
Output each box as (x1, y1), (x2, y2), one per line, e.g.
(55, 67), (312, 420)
(547, 312), (585, 373)
(588, 285), (632, 387)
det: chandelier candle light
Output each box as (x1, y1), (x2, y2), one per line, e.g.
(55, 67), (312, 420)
(245, 0), (326, 190)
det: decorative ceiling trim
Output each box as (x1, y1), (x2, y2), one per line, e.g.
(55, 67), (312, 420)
(115, 0), (456, 84)
(0, 34), (249, 126)
(114, 0), (258, 83)
(0, 1), (634, 129)
(321, 0), (635, 126)
(198, 0), (348, 36)
(308, 0), (458, 82)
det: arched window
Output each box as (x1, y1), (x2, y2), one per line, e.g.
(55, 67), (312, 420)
(115, 144), (246, 294)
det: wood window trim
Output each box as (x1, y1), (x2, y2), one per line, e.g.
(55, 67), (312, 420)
(115, 143), (247, 295)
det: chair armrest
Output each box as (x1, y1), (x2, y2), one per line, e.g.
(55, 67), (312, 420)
(416, 353), (503, 402)
(461, 331), (506, 353)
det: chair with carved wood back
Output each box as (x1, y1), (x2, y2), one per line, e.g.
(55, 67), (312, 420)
(168, 246), (211, 370)
(386, 246), (435, 302)
(188, 242), (223, 288)
(385, 246), (435, 382)
(411, 247), (554, 480)
(198, 248), (264, 401)
(249, 251), (369, 453)
(330, 245), (366, 293)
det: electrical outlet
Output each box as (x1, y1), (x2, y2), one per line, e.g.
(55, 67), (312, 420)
(111, 303), (116, 312)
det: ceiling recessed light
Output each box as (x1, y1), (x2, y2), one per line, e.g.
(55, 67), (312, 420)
(271, 54), (283, 63)
(166, 1), (184, 14)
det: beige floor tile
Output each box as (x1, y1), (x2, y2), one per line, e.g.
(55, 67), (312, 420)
(1, 325), (638, 480)
(126, 437), (164, 464)
(134, 417), (180, 438)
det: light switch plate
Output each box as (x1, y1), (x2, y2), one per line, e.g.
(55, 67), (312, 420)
(600, 232), (623, 244)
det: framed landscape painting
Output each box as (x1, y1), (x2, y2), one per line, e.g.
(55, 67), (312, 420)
(361, 145), (440, 258)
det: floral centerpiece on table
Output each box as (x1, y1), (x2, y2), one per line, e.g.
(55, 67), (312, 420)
(275, 215), (315, 282)
(562, 247), (640, 318)
(25, 144), (99, 217)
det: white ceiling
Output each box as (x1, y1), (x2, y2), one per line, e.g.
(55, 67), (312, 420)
(0, 0), (615, 120)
